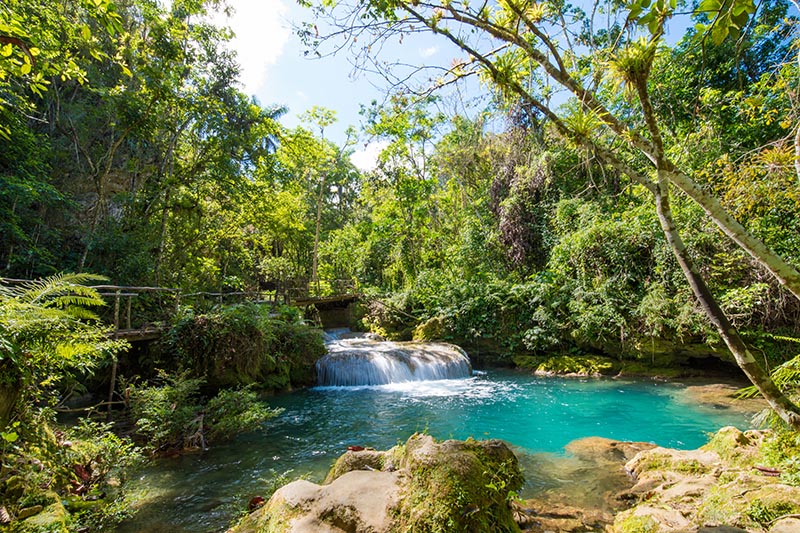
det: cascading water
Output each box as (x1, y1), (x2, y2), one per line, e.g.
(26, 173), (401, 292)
(317, 332), (473, 386)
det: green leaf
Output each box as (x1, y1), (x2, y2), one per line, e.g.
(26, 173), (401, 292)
(81, 24), (92, 41)
(698, 0), (721, 12)
(20, 62), (31, 75)
(711, 23), (729, 45)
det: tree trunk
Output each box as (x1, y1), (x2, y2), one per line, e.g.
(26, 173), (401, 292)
(311, 173), (326, 296)
(653, 174), (800, 429)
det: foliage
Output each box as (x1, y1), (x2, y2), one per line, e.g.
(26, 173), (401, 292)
(160, 303), (325, 390)
(128, 372), (283, 453)
(761, 429), (800, 486)
(0, 274), (126, 425)
(0, 410), (143, 531)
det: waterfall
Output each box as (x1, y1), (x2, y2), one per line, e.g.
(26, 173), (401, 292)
(317, 336), (472, 387)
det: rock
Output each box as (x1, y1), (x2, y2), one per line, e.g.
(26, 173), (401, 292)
(325, 449), (388, 483)
(231, 434), (523, 533)
(22, 499), (68, 532)
(17, 505), (43, 520)
(770, 517), (800, 533)
(234, 471), (401, 533)
(614, 504), (693, 531)
(612, 427), (800, 533)
(565, 436), (657, 464)
(513, 355), (620, 376)
(680, 385), (767, 416)
(516, 501), (614, 532)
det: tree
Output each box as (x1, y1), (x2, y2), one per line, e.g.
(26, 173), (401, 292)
(307, 0), (800, 427)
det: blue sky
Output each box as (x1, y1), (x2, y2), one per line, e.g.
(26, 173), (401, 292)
(211, 0), (459, 168)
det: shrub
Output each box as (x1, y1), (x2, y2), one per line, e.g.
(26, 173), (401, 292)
(160, 303), (325, 391)
(128, 373), (283, 453)
(0, 410), (143, 531)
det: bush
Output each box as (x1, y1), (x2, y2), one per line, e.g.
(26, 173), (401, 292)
(0, 410), (143, 531)
(128, 373), (283, 453)
(160, 303), (325, 391)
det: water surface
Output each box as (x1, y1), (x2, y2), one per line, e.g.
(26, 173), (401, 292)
(118, 370), (753, 532)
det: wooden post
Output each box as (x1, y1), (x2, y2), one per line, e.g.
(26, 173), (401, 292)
(109, 290), (121, 418)
(113, 290), (121, 330)
(107, 357), (118, 418)
(126, 296), (132, 330)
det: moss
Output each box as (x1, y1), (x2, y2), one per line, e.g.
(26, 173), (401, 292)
(324, 450), (386, 484)
(513, 354), (619, 376)
(702, 427), (762, 468)
(696, 473), (800, 529)
(229, 495), (297, 533)
(614, 514), (659, 533)
(395, 435), (522, 533)
(746, 498), (798, 527)
(616, 362), (685, 379)
(413, 317), (446, 341)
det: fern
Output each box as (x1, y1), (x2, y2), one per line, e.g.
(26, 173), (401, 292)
(8, 273), (107, 311)
(1, 273), (125, 424)
(738, 354), (800, 399)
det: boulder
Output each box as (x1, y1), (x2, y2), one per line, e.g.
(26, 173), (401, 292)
(233, 471), (401, 533)
(611, 427), (800, 532)
(231, 433), (523, 533)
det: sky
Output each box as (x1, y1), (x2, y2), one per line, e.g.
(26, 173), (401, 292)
(210, 0), (455, 170)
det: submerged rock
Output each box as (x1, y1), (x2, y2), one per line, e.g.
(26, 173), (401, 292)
(230, 434), (523, 533)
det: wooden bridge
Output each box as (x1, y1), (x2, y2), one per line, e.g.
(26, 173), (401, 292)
(1, 277), (361, 341)
(89, 283), (361, 341)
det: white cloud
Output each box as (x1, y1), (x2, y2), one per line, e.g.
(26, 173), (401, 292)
(211, 0), (291, 95)
(419, 46), (438, 58)
(350, 140), (390, 171)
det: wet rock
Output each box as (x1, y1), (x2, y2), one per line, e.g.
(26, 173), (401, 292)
(565, 436), (657, 464)
(680, 384), (767, 416)
(231, 434), (523, 533)
(516, 501), (614, 532)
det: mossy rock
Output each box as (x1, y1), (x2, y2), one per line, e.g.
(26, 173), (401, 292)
(232, 434), (523, 533)
(613, 512), (661, 533)
(616, 362), (686, 379)
(413, 316), (446, 341)
(324, 450), (387, 484)
(395, 434), (522, 533)
(513, 354), (620, 376)
(20, 497), (68, 532)
(702, 427), (767, 468)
